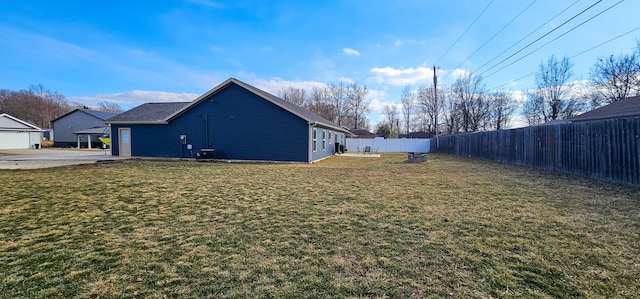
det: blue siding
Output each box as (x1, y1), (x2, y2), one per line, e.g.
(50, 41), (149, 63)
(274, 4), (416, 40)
(52, 110), (110, 145)
(310, 127), (344, 161)
(113, 83), (319, 162)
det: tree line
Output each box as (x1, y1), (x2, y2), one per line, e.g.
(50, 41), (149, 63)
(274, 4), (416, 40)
(0, 85), (123, 129)
(279, 82), (371, 130)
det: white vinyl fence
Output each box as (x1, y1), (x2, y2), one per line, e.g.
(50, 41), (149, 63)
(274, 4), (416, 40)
(346, 137), (430, 153)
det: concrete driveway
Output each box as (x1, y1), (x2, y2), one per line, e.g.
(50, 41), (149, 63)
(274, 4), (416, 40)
(0, 148), (124, 169)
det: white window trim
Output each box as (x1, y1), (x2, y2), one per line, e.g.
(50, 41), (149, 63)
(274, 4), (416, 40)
(312, 128), (317, 152)
(322, 129), (326, 150)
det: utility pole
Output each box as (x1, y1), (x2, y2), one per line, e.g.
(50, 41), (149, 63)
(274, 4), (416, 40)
(433, 66), (439, 149)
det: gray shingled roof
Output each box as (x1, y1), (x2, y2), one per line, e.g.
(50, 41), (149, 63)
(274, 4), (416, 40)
(348, 129), (377, 137)
(106, 102), (190, 123)
(570, 96), (640, 122)
(537, 96), (640, 126)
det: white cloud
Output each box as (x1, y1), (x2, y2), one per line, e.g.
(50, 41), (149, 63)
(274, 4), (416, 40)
(342, 48), (360, 56)
(449, 68), (470, 80)
(509, 115), (528, 129)
(511, 90), (527, 104)
(367, 89), (387, 107)
(369, 66), (433, 86)
(394, 39), (418, 47)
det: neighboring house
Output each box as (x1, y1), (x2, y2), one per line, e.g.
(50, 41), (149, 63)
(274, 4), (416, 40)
(570, 96), (640, 122)
(346, 128), (377, 139)
(105, 78), (349, 162)
(51, 109), (118, 148)
(0, 113), (44, 150)
(539, 96), (640, 125)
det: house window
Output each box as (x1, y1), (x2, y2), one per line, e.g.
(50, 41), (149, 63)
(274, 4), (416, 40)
(313, 129), (317, 152)
(322, 130), (326, 150)
(328, 131), (332, 143)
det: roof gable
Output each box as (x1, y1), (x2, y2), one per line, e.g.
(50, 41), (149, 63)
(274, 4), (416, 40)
(0, 113), (43, 131)
(52, 109), (119, 123)
(165, 78), (347, 132)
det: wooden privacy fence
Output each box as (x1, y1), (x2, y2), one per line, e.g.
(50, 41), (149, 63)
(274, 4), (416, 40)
(432, 117), (640, 187)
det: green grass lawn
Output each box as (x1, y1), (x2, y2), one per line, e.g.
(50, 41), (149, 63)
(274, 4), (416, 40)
(1, 153), (638, 298)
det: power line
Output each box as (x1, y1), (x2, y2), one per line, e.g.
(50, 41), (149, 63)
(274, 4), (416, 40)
(471, 0), (583, 76)
(446, 0), (537, 80)
(483, 0), (624, 80)
(477, 0), (603, 78)
(568, 23), (639, 58)
(488, 23), (640, 90)
(435, 0), (495, 65)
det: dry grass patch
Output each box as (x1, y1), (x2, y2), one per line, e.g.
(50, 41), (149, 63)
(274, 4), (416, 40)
(0, 153), (638, 298)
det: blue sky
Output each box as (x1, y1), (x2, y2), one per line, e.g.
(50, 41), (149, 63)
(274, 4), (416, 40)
(1, 0), (639, 128)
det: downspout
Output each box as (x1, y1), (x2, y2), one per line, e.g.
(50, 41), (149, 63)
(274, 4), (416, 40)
(308, 121), (316, 163)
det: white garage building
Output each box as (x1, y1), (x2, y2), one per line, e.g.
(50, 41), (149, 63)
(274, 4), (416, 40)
(0, 113), (44, 150)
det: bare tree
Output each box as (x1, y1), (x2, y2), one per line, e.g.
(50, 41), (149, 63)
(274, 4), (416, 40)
(488, 90), (517, 130)
(523, 55), (586, 125)
(0, 89), (11, 112)
(279, 86), (307, 106)
(97, 101), (124, 113)
(31, 84), (72, 128)
(523, 89), (545, 125)
(452, 73), (490, 132)
(382, 104), (399, 136)
(416, 84), (446, 133)
(443, 91), (462, 134)
(327, 83), (350, 127)
(590, 52), (640, 106)
(345, 82), (370, 130)
(400, 86), (414, 134)
(0, 85), (71, 128)
(306, 85), (335, 122)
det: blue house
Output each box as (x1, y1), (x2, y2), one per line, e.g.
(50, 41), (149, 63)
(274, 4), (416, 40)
(105, 78), (349, 162)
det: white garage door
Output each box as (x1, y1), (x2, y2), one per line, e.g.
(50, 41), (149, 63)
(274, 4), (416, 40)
(0, 131), (30, 149)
